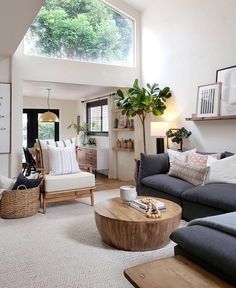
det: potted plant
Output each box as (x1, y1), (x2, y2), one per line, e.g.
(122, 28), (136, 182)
(166, 127), (192, 151)
(116, 79), (172, 154)
(67, 122), (88, 146)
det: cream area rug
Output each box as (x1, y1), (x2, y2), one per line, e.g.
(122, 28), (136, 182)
(0, 189), (186, 288)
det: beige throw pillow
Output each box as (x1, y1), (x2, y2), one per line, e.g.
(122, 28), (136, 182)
(169, 157), (208, 186)
(167, 148), (196, 166)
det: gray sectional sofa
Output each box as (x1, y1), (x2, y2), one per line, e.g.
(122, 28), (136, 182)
(137, 152), (236, 221)
(137, 152), (236, 285)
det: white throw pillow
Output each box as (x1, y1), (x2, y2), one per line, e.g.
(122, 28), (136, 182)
(206, 154), (236, 184)
(48, 144), (80, 175)
(167, 148), (196, 166)
(0, 175), (15, 190)
(37, 138), (76, 174)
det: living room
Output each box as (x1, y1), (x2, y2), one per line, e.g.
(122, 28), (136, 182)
(0, 0), (236, 287)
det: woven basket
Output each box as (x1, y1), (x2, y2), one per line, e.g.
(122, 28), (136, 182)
(0, 186), (40, 219)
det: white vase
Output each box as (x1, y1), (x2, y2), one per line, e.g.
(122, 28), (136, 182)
(120, 185), (137, 202)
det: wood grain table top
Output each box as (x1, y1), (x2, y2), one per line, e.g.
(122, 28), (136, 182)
(124, 255), (233, 288)
(94, 197), (182, 223)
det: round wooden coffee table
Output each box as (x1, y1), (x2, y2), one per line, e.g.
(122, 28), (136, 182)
(94, 197), (182, 251)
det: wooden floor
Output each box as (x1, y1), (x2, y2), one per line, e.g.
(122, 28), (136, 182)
(95, 173), (135, 191)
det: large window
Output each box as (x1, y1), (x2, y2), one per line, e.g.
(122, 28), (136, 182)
(24, 0), (134, 67)
(86, 99), (108, 136)
(23, 109), (59, 147)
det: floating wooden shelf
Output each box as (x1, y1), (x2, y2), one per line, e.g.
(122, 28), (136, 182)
(185, 115), (236, 121)
(112, 147), (134, 152)
(113, 128), (134, 131)
(112, 108), (122, 113)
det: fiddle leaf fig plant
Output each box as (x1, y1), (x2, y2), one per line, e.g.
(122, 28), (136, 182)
(116, 79), (171, 154)
(166, 127), (192, 151)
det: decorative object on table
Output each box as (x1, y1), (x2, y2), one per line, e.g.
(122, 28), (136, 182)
(38, 88), (59, 123)
(0, 82), (11, 154)
(166, 127), (192, 151)
(150, 122), (169, 154)
(216, 65), (236, 116)
(141, 198), (161, 218)
(196, 83), (221, 117)
(120, 185), (137, 202)
(67, 122), (88, 146)
(116, 79), (171, 154)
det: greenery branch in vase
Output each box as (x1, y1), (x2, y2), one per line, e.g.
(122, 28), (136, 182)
(166, 127), (192, 151)
(116, 79), (172, 154)
(67, 122), (88, 147)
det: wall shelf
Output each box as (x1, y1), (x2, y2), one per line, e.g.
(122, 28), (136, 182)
(112, 108), (122, 113)
(185, 115), (236, 121)
(112, 147), (134, 152)
(113, 128), (134, 131)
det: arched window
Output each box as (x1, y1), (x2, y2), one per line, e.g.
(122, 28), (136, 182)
(24, 0), (134, 67)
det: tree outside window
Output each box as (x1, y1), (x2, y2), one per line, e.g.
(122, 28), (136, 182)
(24, 0), (134, 67)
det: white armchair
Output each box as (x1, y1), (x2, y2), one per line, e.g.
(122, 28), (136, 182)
(36, 138), (95, 214)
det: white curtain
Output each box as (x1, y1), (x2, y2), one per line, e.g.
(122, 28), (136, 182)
(108, 96), (117, 179)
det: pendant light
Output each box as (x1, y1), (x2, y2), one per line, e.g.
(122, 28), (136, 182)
(39, 88), (59, 122)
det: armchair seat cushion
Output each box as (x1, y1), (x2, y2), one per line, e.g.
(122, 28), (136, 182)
(45, 172), (95, 193)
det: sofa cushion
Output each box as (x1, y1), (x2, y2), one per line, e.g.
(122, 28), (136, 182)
(45, 172), (95, 192)
(169, 158), (208, 186)
(206, 154), (236, 184)
(141, 174), (193, 197)
(170, 225), (236, 284)
(182, 183), (236, 211)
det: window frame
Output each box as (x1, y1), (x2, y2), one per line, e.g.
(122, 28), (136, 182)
(23, 108), (59, 147)
(86, 99), (109, 137)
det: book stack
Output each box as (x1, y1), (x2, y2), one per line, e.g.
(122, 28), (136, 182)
(128, 199), (166, 214)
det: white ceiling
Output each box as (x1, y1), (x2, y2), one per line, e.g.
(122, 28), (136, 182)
(23, 81), (117, 101)
(0, 0), (44, 56)
(121, 0), (155, 11)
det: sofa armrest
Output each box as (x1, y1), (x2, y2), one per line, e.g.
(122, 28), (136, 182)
(138, 153), (169, 182)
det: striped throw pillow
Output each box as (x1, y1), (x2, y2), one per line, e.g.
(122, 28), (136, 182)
(48, 144), (80, 175)
(37, 138), (76, 174)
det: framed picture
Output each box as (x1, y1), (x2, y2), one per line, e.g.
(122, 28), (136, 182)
(0, 83), (11, 154)
(118, 114), (127, 128)
(216, 65), (236, 116)
(196, 83), (221, 117)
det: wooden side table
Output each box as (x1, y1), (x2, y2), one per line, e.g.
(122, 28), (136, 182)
(124, 255), (232, 288)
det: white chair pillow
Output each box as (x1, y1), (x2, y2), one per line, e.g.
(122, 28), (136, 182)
(48, 144), (80, 175)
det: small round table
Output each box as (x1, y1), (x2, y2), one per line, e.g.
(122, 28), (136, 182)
(94, 197), (182, 251)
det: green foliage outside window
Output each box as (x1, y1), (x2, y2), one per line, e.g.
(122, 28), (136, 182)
(25, 0), (134, 66)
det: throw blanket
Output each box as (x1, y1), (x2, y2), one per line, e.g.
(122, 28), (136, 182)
(188, 212), (236, 237)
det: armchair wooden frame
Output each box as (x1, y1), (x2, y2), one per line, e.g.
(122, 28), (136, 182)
(35, 149), (96, 214)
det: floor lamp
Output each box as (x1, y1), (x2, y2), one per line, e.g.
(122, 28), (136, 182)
(150, 122), (168, 154)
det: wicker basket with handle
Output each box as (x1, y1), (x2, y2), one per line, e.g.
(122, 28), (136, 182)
(0, 186), (40, 219)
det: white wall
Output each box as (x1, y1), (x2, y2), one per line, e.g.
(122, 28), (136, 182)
(23, 96), (78, 141)
(0, 57), (11, 176)
(142, 0), (236, 154)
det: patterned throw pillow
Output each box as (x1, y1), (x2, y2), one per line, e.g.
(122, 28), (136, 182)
(187, 151), (221, 167)
(169, 157), (208, 186)
(48, 143), (80, 175)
